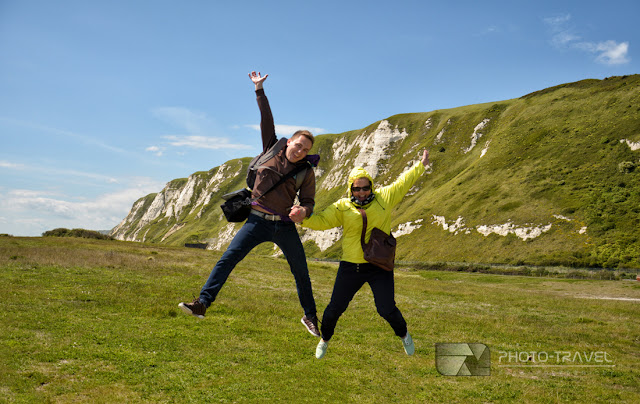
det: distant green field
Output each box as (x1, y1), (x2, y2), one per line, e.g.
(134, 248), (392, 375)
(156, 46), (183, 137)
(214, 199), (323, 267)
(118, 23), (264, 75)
(1, 236), (639, 403)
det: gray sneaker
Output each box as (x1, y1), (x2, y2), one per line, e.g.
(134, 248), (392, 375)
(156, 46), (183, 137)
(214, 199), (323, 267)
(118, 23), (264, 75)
(179, 297), (206, 319)
(402, 333), (415, 355)
(301, 315), (321, 337)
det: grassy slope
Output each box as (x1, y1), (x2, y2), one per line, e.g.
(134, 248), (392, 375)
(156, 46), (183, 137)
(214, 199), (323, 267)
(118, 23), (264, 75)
(1, 236), (639, 402)
(308, 75), (640, 268)
(115, 75), (640, 269)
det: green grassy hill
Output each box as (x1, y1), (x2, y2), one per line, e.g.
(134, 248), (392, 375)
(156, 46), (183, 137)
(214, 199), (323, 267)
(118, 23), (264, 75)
(112, 75), (640, 269)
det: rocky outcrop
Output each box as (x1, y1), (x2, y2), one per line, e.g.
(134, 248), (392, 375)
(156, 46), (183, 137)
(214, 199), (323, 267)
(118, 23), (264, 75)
(110, 161), (246, 243)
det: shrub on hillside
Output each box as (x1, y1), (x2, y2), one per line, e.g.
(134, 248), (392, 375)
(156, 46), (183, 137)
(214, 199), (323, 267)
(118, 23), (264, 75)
(42, 228), (113, 240)
(618, 161), (636, 173)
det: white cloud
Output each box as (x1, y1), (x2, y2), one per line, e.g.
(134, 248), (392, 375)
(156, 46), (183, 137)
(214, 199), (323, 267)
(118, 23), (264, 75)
(8, 189), (59, 198)
(162, 135), (253, 150)
(0, 161), (25, 169)
(1, 160), (119, 184)
(544, 14), (571, 28)
(150, 107), (326, 154)
(576, 40), (630, 65)
(484, 26), (499, 34)
(53, 168), (119, 184)
(152, 107), (209, 134)
(145, 145), (164, 156)
(544, 13), (580, 47)
(543, 14), (630, 65)
(0, 117), (128, 155)
(151, 107), (255, 153)
(553, 31), (581, 47)
(0, 178), (164, 236)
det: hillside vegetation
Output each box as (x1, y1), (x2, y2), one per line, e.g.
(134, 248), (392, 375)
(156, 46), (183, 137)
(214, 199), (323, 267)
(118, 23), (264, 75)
(111, 75), (640, 269)
(42, 228), (113, 240)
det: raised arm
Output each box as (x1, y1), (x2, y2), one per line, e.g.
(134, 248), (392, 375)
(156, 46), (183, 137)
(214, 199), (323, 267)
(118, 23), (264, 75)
(250, 71), (277, 151)
(377, 150), (429, 208)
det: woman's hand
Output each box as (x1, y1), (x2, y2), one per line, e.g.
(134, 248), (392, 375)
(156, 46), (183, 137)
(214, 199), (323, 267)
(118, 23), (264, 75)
(249, 71), (268, 90)
(421, 149), (430, 167)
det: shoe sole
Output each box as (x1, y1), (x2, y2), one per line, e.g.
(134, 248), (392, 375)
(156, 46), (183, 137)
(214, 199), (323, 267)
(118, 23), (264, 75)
(301, 317), (321, 337)
(178, 302), (205, 319)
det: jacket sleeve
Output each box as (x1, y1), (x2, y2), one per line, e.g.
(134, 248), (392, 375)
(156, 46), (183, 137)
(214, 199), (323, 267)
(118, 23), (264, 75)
(298, 167), (316, 217)
(256, 89), (277, 152)
(301, 200), (344, 230)
(377, 162), (426, 208)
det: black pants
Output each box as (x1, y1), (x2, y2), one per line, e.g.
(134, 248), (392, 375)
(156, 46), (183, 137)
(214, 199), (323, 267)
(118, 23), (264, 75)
(320, 261), (407, 341)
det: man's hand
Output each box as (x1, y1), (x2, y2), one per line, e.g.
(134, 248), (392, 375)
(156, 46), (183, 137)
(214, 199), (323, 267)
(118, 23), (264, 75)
(249, 71), (268, 90)
(289, 205), (307, 223)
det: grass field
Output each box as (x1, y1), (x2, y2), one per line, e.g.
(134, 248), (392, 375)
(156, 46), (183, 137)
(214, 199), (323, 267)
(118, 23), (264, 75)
(1, 236), (639, 403)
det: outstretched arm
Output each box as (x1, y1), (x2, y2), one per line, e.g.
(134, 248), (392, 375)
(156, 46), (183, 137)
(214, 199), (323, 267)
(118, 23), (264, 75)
(299, 202), (344, 230)
(377, 150), (429, 208)
(249, 71), (268, 90)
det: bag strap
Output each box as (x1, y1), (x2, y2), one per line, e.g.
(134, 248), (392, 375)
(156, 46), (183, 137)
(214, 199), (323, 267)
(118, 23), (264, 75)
(253, 138), (288, 171)
(252, 161), (311, 201)
(294, 168), (307, 190)
(358, 208), (367, 248)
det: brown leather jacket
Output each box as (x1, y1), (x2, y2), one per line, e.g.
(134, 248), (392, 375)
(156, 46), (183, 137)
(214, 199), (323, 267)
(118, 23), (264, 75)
(251, 89), (316, 218)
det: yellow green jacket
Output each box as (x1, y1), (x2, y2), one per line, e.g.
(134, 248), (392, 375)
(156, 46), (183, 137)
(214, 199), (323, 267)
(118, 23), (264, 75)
(302, 162), (426, 263)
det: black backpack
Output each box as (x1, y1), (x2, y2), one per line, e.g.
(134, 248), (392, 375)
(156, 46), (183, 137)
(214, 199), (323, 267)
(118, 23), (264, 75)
(246, 137), (307, 191)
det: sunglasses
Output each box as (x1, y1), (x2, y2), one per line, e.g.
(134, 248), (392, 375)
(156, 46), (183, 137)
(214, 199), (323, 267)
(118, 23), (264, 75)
(351, 185), (371, 192)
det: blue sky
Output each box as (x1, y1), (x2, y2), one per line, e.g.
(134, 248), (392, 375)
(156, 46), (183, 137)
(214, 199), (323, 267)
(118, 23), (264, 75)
(1, 0), (638, 236)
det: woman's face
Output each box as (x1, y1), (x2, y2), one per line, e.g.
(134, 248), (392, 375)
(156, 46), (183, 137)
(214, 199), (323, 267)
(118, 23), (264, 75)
(351, 178), (372, 203)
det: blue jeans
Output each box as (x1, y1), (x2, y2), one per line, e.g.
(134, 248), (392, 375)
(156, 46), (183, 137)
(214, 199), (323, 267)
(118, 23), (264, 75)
(199, 214), (316, 317)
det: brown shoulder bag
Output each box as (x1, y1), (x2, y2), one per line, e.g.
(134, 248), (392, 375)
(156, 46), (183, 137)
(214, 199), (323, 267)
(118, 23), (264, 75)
(358, 208), (396, 271)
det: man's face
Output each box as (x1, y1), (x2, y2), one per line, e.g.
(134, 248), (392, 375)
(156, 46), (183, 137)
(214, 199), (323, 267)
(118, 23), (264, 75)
(285, 135), (312, 163)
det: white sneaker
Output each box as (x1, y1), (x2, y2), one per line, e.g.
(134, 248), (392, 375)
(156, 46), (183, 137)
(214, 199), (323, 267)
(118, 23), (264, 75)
(316, 340), (328, 359)
(402, 333), (415, 355)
